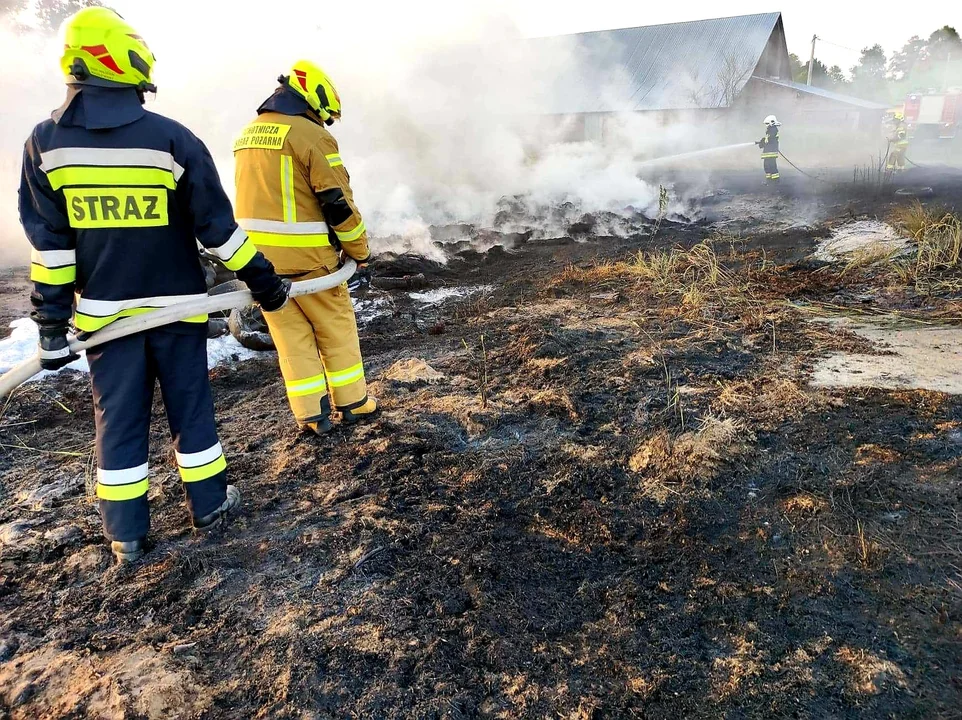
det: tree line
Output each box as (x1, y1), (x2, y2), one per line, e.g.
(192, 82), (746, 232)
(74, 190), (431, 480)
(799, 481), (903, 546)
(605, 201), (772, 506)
(790, 26), (962, 104)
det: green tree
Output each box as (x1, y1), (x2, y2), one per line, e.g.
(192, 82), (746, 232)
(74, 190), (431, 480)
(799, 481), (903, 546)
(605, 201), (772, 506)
(925, 26), (961, 62)
(850, 44), (888, 101)
(889, 35), (926, 80)
(828, 65), (848, 86)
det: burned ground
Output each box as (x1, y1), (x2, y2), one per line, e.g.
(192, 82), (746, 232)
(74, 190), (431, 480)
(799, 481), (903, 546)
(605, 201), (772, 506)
(1, 170), (961, 719)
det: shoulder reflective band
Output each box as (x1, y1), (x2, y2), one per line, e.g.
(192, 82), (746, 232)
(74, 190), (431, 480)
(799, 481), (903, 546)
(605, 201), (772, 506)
(46, 166), (177, 191)
(96, 463), (149, 502)
(39, 148), (185, 181)
(233, 123), (292, 151)
(281, 155), (297, 224)
(335, 220), (366, 243)
(325, 153), (343, 168)
(63, 188), (168, 228)
(175, 442), (227, 483)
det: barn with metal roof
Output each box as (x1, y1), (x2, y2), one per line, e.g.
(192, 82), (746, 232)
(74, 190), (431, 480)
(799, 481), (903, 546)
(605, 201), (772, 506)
(530, 12), (887, 142)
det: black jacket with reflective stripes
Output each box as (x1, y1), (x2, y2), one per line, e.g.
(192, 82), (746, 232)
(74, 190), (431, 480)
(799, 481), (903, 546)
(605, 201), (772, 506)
(759, 126), (780, 157)
(20, 86), (276, 332)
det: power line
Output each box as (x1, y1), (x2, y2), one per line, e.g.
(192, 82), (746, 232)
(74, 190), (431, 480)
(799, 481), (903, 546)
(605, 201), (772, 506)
(816, 38), (864, 55)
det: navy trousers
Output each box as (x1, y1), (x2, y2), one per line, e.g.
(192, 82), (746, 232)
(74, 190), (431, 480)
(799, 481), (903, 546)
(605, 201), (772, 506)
(87, 326), (227, 542)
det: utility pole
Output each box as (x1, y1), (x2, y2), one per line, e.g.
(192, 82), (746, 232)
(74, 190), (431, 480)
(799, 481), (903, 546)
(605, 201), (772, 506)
(807, 34), (818, 86)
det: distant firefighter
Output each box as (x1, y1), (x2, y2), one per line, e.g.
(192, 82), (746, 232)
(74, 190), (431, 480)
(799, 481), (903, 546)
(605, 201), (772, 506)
(757, 115), (781, 183)
(886, 111), (909, 176)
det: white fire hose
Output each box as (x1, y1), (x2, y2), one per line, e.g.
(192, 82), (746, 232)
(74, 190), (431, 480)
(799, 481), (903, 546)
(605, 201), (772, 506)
(0, 260), (357, 399)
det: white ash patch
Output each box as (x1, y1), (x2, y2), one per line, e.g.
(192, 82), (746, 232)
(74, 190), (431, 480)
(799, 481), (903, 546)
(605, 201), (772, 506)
(409, 286), (493, 305)
(814, 220), (909, 261)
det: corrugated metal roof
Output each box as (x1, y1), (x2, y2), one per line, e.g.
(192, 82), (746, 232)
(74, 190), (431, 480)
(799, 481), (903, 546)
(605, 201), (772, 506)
(752, 77), (891, 110)
(531, 12), (784, 113)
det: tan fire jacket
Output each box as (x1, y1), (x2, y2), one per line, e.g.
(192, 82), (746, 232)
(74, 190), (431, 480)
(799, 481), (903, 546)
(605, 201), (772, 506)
(233, 112), (370, 276)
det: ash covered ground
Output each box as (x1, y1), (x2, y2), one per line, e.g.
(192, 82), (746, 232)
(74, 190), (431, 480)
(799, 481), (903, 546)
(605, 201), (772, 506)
(1, 168), (962, 719)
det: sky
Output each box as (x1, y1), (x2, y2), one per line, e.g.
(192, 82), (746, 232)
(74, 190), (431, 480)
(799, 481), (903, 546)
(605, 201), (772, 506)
(512, 1), (950, 74)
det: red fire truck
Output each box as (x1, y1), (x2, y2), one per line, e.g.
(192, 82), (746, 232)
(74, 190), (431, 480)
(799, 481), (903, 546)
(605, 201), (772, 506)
(904, 89), (961, 139)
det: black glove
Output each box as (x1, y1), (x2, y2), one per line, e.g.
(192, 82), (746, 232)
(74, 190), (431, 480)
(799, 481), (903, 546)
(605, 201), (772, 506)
(346, 256), (373, 292)
(37, 323), (79, 371)
(254, 277), (291, 312)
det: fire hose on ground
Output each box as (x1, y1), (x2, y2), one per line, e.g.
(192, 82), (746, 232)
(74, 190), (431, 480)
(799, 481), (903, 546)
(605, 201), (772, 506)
(0, 259), (357, 400)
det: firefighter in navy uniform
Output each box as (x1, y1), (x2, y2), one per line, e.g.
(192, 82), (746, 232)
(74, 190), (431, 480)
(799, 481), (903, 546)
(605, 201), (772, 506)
(757, 115), (781, 182)
(19, 8), (290, 563)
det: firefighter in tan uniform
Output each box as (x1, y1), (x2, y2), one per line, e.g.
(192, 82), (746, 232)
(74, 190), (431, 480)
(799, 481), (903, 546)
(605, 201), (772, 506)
(233, 61), (378, 435)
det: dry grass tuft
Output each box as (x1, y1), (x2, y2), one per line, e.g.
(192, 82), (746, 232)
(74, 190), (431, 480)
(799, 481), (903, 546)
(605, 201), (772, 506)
(629, 415), (754, 484)
(715, 378), (832, 429)
(890, 203), (962, 280)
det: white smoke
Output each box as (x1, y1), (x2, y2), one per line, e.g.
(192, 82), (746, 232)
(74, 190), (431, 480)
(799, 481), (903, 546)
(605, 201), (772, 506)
(4, 1), (880, 266)
(0, 1), (695, 264)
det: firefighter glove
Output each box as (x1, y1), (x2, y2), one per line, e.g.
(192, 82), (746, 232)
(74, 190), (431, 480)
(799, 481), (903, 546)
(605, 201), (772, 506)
(347, 256), (372, 292)
(255, 277), (291, 313)
(37, 323), (79, 371)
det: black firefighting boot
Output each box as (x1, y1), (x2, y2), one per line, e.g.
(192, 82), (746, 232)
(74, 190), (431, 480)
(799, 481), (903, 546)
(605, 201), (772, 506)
(299, 416), (334, 436)
(193, 485), (241, 531)
(340, 397), (381, 425)
(111, 539), (146, 564)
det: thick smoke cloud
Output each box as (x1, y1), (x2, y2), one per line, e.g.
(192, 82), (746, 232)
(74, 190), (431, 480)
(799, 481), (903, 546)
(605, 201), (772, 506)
(0, 1), (886, 266)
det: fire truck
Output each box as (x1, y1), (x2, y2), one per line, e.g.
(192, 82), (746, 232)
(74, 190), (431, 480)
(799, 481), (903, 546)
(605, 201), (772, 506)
(904, 89), (961, 139)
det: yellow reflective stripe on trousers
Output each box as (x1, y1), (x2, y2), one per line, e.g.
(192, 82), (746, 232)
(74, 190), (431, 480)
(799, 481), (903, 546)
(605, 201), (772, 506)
(761, 153), (778, 158)
(75, 308), (209, 333)
(179, 455), (227, 483)
(327, 362), (365, 388)
(286, 372), (328, 398)
(246, 230), (330, 248)
(97, 478), (149, 501)
(336, 220), (366, 243)
(96, 463), (149, 501)
(30, 263), (76, 285)
(281, 155), (297, 224)
(326, 153), (343, 168)
(46, 166), (177, 191)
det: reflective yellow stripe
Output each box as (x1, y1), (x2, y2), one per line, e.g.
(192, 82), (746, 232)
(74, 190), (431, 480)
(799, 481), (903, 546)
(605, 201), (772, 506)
(281, 155), (297, 224)
(30, 263), (76, 285)
(326, 153), (343, 168)
(75, 308), (208, 333)
(286, 372), (329, 398)
(97, 478), (149, 501)
(761, 153), (778, 158)
(221, 238), (258, 271)
(247, 230), (330, 248)
(336, 220), (366, 243)
(327, 362), (365, 388)
(179, 454), (227, 483)
(46, 166), (176, 191)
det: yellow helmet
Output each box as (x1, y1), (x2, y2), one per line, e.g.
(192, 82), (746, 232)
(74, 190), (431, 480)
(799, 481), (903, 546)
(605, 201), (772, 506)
(60, 7), (156, 91)
(284, 60), (341, 124)
(893, 111), (904, 121)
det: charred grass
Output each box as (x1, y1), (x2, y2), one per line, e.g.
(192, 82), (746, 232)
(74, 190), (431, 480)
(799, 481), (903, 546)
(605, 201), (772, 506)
(0, 219), (960, 718)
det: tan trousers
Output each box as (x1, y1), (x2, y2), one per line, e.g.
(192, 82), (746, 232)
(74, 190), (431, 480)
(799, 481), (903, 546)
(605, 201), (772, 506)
(262, 266), (368, 423)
